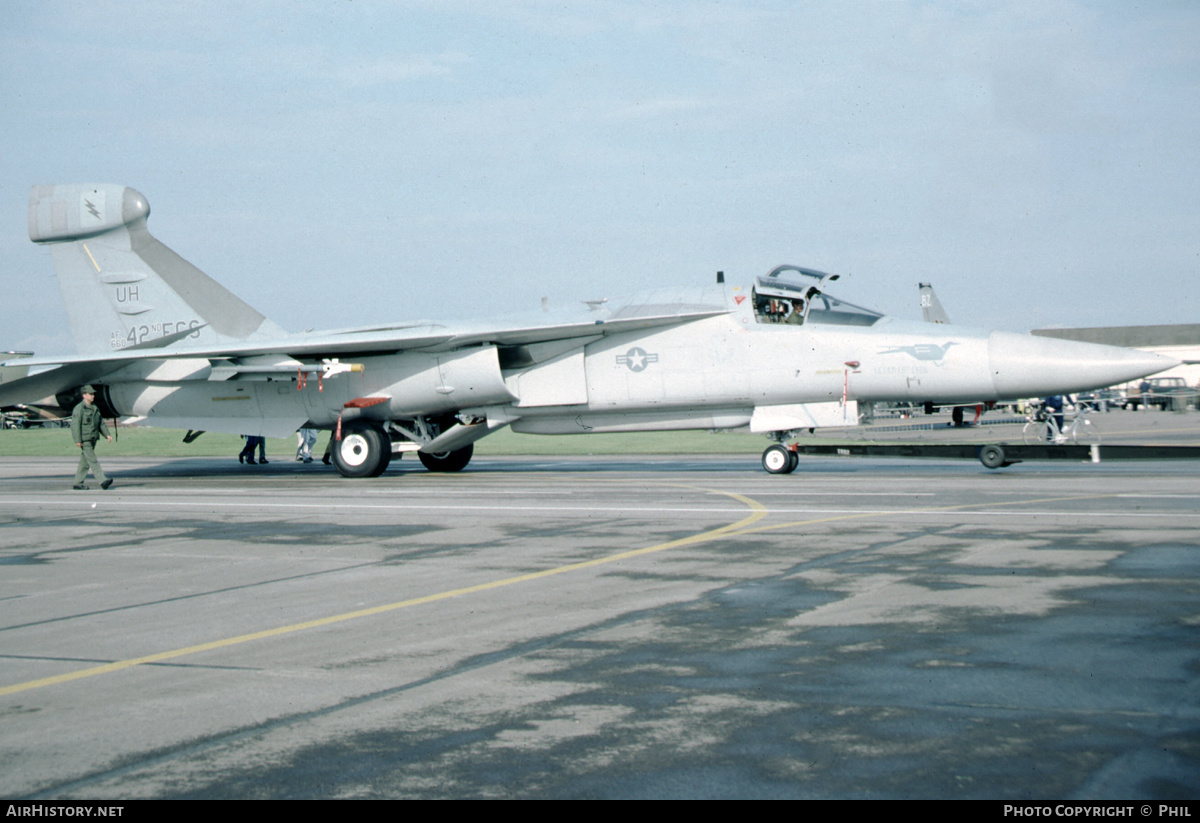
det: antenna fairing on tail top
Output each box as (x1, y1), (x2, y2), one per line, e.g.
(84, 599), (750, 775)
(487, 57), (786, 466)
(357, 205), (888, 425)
(29, 184), (150, 244)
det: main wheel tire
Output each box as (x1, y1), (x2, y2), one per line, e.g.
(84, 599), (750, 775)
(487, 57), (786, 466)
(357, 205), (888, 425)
(978, 444), (1006, 470)
(331, 422), (389, 478)
(369, 445), (392, 477)
(787, 449), (800, 473)
(762, 444), (793, 474)
(418, 443), (473, 472)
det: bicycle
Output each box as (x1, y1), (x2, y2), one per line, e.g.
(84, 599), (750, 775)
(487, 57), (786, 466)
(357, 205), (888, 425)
(1022, 402), (1101, 446)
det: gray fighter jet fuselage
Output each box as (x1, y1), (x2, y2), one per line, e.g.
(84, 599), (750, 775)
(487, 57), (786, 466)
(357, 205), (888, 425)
(1, 184), (1177, 476)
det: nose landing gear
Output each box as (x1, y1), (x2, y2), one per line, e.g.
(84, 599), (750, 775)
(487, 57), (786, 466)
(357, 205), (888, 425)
(762, 443), (799, 474)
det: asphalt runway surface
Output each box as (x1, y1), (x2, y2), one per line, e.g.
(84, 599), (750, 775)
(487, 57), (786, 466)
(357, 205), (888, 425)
(2, 453), (1198, 799)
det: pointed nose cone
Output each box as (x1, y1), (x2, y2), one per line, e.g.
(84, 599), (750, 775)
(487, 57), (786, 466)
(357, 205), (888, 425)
(988, 331), (1179, 398)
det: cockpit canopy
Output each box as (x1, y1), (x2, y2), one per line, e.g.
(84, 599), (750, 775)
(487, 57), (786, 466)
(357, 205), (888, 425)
(753, 264), (882, 327)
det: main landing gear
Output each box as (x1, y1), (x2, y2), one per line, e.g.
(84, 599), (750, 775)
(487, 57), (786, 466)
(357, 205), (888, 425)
(418, 443), (474, 472)
(762, 443), (799, 474)
(329, 419), (477, 478)
(330, 421), (391, 478)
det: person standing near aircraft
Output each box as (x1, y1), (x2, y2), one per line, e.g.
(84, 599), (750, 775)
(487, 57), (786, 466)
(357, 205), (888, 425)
(239, 435), (266, 464)
(1137, 380), (1151, 411)
(70, 385), (112, 490)
(296, 427), (318, 463)
(238, 435), (252, 464)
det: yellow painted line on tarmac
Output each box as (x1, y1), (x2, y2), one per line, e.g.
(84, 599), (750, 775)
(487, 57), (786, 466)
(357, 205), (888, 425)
(0, 489), (1133, 699)
(0, 488), (767, 699)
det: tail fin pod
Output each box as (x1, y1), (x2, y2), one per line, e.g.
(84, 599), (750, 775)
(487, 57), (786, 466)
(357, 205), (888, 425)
(29, 184), (285, 354)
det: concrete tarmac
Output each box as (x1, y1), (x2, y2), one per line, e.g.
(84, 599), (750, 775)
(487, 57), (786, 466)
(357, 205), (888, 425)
(1, 453), (1198, 799)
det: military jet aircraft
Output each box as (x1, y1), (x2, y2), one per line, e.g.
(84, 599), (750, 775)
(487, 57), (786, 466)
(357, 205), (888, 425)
(0, 351), (66, 428)
(0, 183), (1177, 476)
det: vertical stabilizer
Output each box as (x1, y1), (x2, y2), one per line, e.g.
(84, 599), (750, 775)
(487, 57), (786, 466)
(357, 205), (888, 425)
(918, 282), (951, 324)
(29, 184), (286, 354)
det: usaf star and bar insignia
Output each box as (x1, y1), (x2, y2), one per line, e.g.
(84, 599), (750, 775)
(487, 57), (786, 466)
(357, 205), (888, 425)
(617, 347), (659, 372)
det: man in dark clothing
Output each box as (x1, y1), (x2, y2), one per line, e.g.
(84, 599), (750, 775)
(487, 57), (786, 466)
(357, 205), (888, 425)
(1044, 395), (1065, 441)
(71, 385), (113, 490)
(239, 435), (268, 464)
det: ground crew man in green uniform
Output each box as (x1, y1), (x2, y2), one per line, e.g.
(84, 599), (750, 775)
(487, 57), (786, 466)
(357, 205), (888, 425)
(71, 385), (113, 490)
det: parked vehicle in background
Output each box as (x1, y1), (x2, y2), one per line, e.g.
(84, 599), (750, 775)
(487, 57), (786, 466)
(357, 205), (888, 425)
(2, 410), (68, 429)
(1128, 377), (1194, 411)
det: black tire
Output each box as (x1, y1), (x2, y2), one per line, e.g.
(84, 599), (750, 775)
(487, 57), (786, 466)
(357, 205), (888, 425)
(369, 445), (392, 476)
(372, 448), (398, 476)
(762, 444), (792, 474)
(418, 443), (473, 472)
(331, 422), (389, 478)
(979, 444), (1006, 470)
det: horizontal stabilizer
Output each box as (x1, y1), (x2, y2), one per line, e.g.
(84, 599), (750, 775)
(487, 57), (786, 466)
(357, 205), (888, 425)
(0, 361), (125, 408)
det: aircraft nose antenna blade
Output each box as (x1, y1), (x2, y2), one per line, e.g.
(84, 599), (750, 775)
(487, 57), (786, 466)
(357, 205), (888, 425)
(988, 331), (1180, 398)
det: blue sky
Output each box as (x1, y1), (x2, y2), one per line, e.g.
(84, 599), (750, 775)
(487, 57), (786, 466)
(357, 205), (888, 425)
(3, 1), (1198, 355)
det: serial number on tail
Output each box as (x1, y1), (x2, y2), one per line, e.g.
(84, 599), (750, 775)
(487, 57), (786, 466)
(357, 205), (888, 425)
(110, 320), (201, 349)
